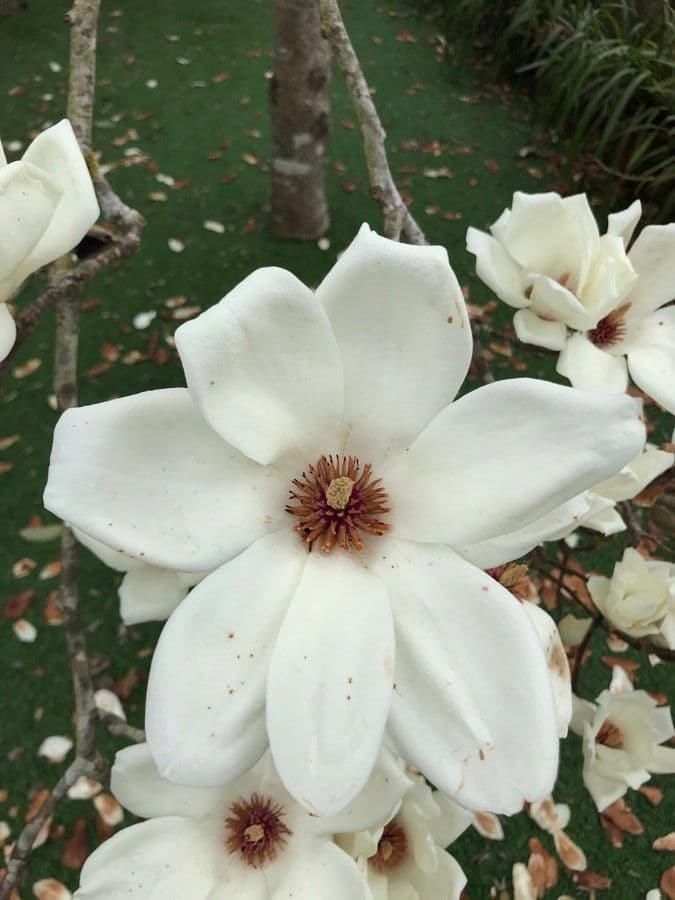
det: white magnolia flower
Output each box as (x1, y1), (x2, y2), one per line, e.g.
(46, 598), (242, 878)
(571, 666), (675, 810)
(338, 777), (467, 900)
(588, 547), (675, 648)
(75, 742), (409, 899)
(45, 225), (645, 816)
(467, 192), (675, 411)
(74, 527), (205, 625)
(0, 119), (99, 361)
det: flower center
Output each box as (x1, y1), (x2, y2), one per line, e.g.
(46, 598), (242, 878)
(225, 793), (292, 869)
(588, 302), (631, 349)
(596, 718), (624, 749)
(370, 820), (408, 872)
(286, 454), (390, 553)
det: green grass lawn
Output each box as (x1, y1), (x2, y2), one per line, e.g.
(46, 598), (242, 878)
(0, 0), (672, 895)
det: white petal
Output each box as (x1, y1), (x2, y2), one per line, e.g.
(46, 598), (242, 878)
(146, 530), (304, 787)
(175, 267), (343, 466)
(119, 567), (195, 625)
(581, 234), (637, 323)
(626, 223), (675, 320)
(607, 199), (641, 247)
(374, 541), (559, 814)
(0, 139), (6, 167)
(407, 850), (467, 900)
(44, 388), (288, 572)
(466, 227), (528, 308)
(19, 119), (99, 278)
(315, 224), (471, 461)
(522, 603), (572, 738)
(530, 275), (589, 330)
(267, 551), (394, 816)
(0, 302), (16, 361)
(458, 494), (591, 569)
(74, 526), (137, 571)
(383, 378), (644, 547)
(0, 160), (61, 296)
(271, 837), (367, 900)
(579, 496), (626, 536)
(513, 308), (567, 351)
(491, 192), (595, 290)
(626, 306), (675, 414)
(75, 818), (219, 899)
(310, 746), (412, 835)
(111, 744), (222, 820)
(556, 332), (629, 393)
(594, 443), (673, 503)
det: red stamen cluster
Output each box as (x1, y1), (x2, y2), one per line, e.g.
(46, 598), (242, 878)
(225, 793), (292, 869)
(588, 302), (631, 348)
(286, 454), (390, 553)
(369, 819), (409, 872)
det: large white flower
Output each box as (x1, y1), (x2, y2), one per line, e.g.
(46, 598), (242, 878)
(75, 742), (409, 899)
(74, 527), (205, 625)
(588, 547), (675, 648)
(0, 119), (99, 361)
(337, 777), (467, 900)
(571, 666), (675, 811)
(45, 225), (645, 816)
(467, 193), (675, 411)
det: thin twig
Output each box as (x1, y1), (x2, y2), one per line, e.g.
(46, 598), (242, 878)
(571, 611), (602, 693)
(99, 711), (146, 744)
(0, 757), (101, 900)
(316, 0), (425, 244)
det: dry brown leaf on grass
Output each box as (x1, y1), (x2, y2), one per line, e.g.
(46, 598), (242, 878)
(662, 866), (675, 900)
(654, 833), (675, 852)
(3, 590), (36, 620)
(61, 818), (88, 870)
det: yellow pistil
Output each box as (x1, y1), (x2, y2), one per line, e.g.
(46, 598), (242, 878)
(325, 476), (355, 510)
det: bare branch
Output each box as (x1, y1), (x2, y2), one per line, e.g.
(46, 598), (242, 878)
(99, 711), (146, 744)
(316, 0), (425, 244)
(0, 757), (102, 900)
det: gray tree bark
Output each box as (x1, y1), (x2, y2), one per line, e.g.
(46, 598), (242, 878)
(269, 0), (331, 239)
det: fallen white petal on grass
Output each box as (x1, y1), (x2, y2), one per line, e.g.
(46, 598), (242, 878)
(93, 792), (124, 827)
(13, 619), (37, 642)
(203, 220), (225, 234)
(33, 878), (72, 899)
(38, 736), (73, 764)
(168, 238), (184, 253)
(145, 79), (158, 89)
(67, 776), (102, 800)
(133, 310), (157, 330)
(94, 688), (126, 721)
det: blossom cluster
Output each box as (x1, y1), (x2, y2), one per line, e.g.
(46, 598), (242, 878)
(4, 122), (673, 895)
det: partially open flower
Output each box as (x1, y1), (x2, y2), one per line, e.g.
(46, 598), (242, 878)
(571, 667), (675, 811)
(588, 548), (675, 648)
(0, 119), (99, 361)
(337, 777), (468, 900)
(45, 225), (645, 817)
(74, 743), (409, 899)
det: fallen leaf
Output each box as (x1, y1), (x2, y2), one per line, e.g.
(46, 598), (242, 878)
(654, 833), (675, 852)
(3, 590), (36, 620)
(61, 818), (88, 869)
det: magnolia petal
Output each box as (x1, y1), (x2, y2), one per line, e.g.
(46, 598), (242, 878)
(523, 603), (572, 738)
(594, 443), (673, 503)
(626, 223), (675, 321)
(582, 234), (637, 324)
(145, 530), (304, 787)
(626, 306), (675, 414)
(74, 526), (139, 572)
(383, 378), (644, 547)
(75, 817), (219, 899)
(316, 223), (471, 462)
(375, 541), (559, 815)
(0, 302), (16, 362)
(580, 497), (625, 536)
(513, 308), (567, 351)
(309, 746), (412, 836)
(44, 388), (288, 572)
(271, 837), (366, 900)
(530, 275), (588, 330)
(458, 494), (591, 569)
(491, 192), (594, 287)
(111, 744), (221, 820)
(19, 119), (99, 279)
(556, 332), (629, 394)
(119, 567), (195, 625)
(407, 849), (467, 900)
(267, 550), (394, 816)
(0, 139), (6, 167)
(466, 227), (528, 308)
(650, 745), (675, 775)
(175, 267), (343, 466)
(607, 199), (641, 247)
(0, 160), (61, 292)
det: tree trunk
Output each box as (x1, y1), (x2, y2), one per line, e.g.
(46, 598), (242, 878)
(0, 0), (25, 14)
(269, 0), (331, 239)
